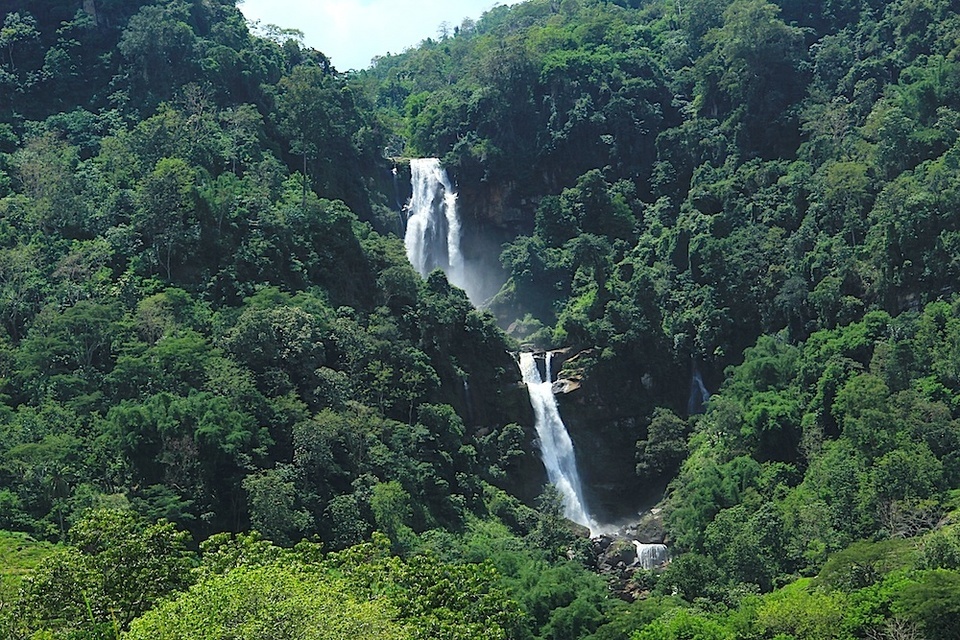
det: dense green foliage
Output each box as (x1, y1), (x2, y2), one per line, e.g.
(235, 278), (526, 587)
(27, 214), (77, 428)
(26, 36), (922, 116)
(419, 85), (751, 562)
(361, 0), (960, 376)
(5, 0), (960, 637)
(0, 0), (529, 547)
(123, 530), (526, 640)
(0, 530), (56, 604)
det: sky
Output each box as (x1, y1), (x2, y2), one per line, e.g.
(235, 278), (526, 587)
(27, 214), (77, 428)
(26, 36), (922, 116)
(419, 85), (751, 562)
(238, 0), (519, 71)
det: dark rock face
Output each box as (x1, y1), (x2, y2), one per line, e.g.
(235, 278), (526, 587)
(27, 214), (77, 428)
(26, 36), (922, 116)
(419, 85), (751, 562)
(552, 351), (666, 523)
(83, 0), (99, 24)
(624, 508), (668, 545)
(454, 178), (525, 307)
(457, 178), (528, 232)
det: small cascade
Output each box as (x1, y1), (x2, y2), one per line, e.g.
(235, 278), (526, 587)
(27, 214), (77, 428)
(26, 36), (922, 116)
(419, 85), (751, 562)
(632, 541), (670, 570)
(687, 363), (711, 415)
(519, 351), (597, 533)
(404, 158), (464, 290)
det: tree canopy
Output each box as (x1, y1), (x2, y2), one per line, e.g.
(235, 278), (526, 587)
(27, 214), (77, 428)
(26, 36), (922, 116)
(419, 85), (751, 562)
(4, 0), (960, 638)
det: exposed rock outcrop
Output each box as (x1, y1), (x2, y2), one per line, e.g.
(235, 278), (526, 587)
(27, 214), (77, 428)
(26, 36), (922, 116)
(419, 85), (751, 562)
(592, 519), (671, 602)
(552, 350), (666, 521)
(624, 508), (668, 545)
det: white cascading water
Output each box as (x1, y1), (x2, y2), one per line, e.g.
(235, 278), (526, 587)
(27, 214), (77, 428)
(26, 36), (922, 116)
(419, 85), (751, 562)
(687, 366), (711, 414)
(404, 158), (464, 290)
(519, 351), (597, 533)
(633, 541), (670, 570)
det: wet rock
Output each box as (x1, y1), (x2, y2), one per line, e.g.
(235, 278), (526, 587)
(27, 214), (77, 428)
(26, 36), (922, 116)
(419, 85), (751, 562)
(592, 534), (614, 554)
(625, 508), (668, 544)
(553, 377), (581, 394)
(591, 515), (672, 602)
(567, 520), (591, 539)
(598, 538), (637, 569)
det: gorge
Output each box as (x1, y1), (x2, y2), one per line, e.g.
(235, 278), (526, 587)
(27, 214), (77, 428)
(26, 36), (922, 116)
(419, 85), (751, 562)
(403, 158), (606, 534)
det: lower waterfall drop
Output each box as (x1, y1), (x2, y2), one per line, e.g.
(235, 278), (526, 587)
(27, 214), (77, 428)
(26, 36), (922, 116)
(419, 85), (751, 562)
(519, 351), (597, 533)
(404, 158), (464, 290)
(633, 541), (670, 570)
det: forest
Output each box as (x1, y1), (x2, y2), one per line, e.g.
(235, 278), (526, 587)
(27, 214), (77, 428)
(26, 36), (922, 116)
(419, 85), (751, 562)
(2, 0), (960, 638)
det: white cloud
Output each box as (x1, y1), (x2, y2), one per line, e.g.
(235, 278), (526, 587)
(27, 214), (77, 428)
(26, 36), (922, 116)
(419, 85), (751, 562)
(239, 0), (516, 71)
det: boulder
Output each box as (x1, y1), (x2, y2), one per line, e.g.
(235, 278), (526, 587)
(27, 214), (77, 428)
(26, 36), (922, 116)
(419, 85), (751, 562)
(625, 508), (668, 544)
(597, 538), (637, 571)
(591, 528), (672, 602)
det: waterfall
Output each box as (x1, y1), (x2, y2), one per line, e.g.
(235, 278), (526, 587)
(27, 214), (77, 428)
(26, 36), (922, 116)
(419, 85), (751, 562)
(519, 351), (597, 532)
(687, 365), (711, 415)
(404, 158), (464, 290)
(633, 541), (670, 570)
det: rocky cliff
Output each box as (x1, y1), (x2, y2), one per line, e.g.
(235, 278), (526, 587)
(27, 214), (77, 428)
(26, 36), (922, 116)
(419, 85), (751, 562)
(551, 348), (682, 523)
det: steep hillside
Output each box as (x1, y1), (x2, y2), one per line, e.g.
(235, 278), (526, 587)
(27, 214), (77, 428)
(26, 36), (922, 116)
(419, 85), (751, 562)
(4, 0), (960, 639)
(0, 0), (538, 548)
(360, 0), (960, 522)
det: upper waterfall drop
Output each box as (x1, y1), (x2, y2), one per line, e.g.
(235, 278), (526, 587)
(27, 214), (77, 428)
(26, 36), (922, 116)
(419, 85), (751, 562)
(519, 351), (597, 533)
(404, 158), (465, 291)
